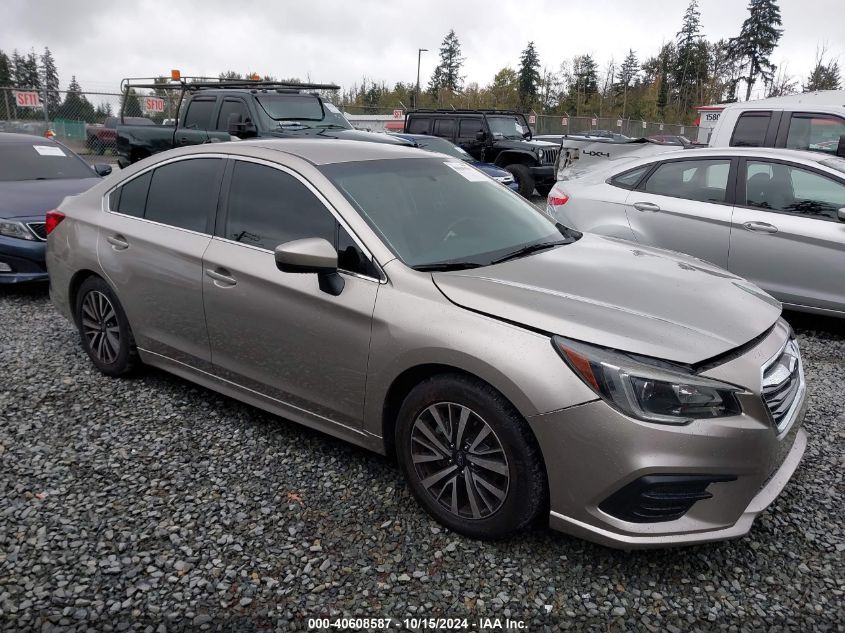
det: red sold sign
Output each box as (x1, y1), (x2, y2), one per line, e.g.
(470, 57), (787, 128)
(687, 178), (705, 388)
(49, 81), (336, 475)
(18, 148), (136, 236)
(144, 97), (165, 113)
(14, 90), (41, 108)
(528, 115), (536, 124)
(393, 109), (403, 119)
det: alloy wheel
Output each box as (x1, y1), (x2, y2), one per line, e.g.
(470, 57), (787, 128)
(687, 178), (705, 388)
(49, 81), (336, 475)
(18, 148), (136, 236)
(81, 290), (121, 364)
(410, 402), (510, 520)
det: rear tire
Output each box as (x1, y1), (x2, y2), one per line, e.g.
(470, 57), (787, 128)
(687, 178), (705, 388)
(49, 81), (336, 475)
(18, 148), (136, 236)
(505, 164), (535, 198)
(395, 373), (547, 539)
(75, 276), (139, 377)
(535, 184), (553, 197)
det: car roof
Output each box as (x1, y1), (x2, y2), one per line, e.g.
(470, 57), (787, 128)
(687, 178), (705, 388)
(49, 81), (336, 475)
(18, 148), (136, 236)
(213, 138), (432, 165)
(0, 132), (58, 145)
(644, 146), (838, 164)
(720, 90), (845, 110)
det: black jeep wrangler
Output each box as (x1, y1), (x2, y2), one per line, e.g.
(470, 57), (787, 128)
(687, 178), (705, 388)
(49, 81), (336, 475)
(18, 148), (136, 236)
(403, 109), (559, 197)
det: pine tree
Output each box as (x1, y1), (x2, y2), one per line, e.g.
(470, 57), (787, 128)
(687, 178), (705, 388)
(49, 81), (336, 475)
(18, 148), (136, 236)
(39, 47), (60, 117)
(517, 42), (541, 110)
(0, 51), (12, 121)
(18, 49), (41, 90)
(57, 75), (96, 122)
(570, 54), (599, 115)
(428, 30), (464, 93)
(674, 1), (707, 112)
(803, 46), (841, 92)
(121, 87), (143, 118)
(617, 49), (639, 117)
(728, 0), (783, 101)
(10, 50), (24, 86)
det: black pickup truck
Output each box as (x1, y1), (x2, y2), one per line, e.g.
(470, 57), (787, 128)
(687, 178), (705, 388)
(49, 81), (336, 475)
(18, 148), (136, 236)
(116, 78), (406, 168)
(403, 109), (560, 197)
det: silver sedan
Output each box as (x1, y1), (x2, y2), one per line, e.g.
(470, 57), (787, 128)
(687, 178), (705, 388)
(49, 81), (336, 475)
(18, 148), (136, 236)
(47, 139), (806, 548)
(547, 147), (845, 317)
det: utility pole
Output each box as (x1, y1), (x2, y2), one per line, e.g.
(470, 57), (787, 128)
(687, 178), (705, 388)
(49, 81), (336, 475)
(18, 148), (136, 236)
(414, 48), (428, 109)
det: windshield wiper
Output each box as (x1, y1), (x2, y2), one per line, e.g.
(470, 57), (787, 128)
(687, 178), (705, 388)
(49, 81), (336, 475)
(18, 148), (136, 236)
(413, 261), (484, 272)
(489, 241), (567, 265)
(276, 121), (312, 129)
(316, 123), (349, 129)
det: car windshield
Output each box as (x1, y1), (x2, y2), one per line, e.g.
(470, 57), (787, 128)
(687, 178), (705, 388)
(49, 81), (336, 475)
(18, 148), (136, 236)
(487, 116), (528, 140)
(411, 136), (472, 161)
(320, 157), (575, 268)
(0, 143), (95, 181)
(255, 94), (327, 127)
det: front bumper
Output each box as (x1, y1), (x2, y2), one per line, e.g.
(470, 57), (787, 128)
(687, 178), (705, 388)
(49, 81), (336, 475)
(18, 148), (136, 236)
(529, 165), (556, 184)
(0, 234), (48, 284)
(528, 320), (808, 549)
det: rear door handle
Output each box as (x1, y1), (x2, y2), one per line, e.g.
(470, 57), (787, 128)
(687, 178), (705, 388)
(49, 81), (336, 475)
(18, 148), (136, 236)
(633, 202), (661, 212)
(206, 268), (237, 287)
(743, 221), (778, 234)
(106, 235), (129, 250)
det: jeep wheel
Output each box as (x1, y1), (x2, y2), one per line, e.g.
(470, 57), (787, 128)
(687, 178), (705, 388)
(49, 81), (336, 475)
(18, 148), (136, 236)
(535, 184), (553, 197)
(505, 164), (534, 198)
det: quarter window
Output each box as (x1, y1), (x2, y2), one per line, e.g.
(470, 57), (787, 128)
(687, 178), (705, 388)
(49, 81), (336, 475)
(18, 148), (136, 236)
(145, 158), (222, 232)
(786, 114), (845, 155)
(183, 98), (216, 130)
(643, 159), (731, 203)
(744, 160), (845, 222)
(609, 165), (651, 189)
(115, 171), (152, 217)
(407, 117), (430, 134)
(730, 112), (771, 147)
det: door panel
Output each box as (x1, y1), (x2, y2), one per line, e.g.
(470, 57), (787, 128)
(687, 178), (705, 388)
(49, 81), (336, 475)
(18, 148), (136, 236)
(97, 213), (212, 368)
(202, 238), (378, 427)
(625, 159), (734, 268)
(729, 160), (845, 311)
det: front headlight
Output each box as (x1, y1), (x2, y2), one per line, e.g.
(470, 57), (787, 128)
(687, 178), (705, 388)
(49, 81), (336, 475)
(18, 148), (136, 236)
(493, 175), (514, 184)
(554, 336), (742, 424)
(537, 149), (545, 160)
(0, 220), (36, 241)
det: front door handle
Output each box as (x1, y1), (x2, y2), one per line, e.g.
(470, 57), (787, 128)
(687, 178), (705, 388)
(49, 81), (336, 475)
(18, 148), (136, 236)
(743, 221), (778, 234)
(206, 268), (237, 287)
(106, 235), (129, 250)
(633, 201), (661, 212)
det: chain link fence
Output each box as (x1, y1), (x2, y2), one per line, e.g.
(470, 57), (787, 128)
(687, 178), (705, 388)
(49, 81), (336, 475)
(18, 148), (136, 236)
(0, 86), (180, 158)
(531, 114), (699, 141)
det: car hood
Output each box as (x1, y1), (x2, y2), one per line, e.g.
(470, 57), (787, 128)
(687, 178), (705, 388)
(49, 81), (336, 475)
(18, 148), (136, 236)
(0, 178), (100, 219)
(432, 234), (781, 365)
(471, 161), (510, 177)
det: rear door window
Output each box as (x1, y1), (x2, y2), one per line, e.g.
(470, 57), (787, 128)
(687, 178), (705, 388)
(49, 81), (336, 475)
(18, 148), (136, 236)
(786, 114), (845, 154)
(643, 159), (732, 203)
(145, 158), (223, 232)
(433, 118), (456, 139)
(183, 98), (216, 130)
(730, 112), (772, 147)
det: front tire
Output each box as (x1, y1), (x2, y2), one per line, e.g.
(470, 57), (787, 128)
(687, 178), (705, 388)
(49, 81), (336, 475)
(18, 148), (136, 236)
(395, 374), (547, 539)
(505, 163), (535, 198)
(535, 183), (553, 197)
(75, 276), (139, 377)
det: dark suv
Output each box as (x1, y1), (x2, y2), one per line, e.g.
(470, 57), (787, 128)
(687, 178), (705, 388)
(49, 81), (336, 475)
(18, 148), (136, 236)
(404, 110), (559, 197)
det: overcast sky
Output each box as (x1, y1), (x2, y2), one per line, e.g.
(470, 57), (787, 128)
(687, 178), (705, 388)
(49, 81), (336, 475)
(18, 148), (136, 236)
(1, 0), (842, 100)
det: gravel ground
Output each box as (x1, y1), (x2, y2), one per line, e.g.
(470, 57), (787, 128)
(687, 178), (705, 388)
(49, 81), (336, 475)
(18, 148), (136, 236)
(0, 285), (842, 632)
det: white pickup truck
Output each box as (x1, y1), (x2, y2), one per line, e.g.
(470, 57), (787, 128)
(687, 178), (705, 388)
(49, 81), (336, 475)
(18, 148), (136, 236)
(548, 90), (845, 179)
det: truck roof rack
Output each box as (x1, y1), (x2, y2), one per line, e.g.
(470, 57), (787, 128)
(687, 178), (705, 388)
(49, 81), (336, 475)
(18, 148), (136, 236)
(408, 108), (525, 115)
(119, 77), (340, 92)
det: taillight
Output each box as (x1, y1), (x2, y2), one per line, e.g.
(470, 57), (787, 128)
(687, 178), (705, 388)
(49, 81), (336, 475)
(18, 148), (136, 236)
(548, 193), (569, 206)
(45, 210), (65, 236)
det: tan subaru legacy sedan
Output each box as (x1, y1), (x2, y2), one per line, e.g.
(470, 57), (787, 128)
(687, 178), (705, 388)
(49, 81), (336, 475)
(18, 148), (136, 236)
(46, 139), (807, 548)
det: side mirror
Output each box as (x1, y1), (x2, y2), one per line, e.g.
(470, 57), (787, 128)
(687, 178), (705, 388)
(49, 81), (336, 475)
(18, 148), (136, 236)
(836, 134), (845, 158)
(228, 113), (257, 138)
(274, 238), (344, 296)
(475, 130), (487, 141)
(93, 163), (112, 177)
(838, 208), (845, 223)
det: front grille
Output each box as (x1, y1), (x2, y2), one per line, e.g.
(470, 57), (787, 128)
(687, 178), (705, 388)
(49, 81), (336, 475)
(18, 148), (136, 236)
(27, 222), (47, 241)
(540, 147), (560, 165)
(762, 338), (803, 432)
(599, 474), (737, 523)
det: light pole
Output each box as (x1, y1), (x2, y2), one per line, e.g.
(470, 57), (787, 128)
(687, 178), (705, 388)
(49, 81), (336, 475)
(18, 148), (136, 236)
(414, 48), (428, 109)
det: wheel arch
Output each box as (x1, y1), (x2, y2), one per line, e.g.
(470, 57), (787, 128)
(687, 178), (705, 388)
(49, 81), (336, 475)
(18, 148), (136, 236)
(68, 269), (103, 325)
(494, 151), (537, 168)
